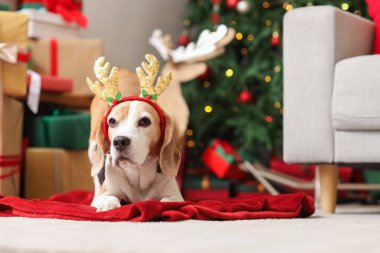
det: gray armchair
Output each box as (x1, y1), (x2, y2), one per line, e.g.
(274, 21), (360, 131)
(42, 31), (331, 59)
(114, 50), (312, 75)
(283, 6), (378, 213)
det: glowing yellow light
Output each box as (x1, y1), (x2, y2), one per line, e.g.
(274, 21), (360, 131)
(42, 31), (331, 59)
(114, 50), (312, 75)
(274, 65), (281, 73)
(274, 101), (281, 109)
(235, 32), (243, 40)
(341, 3), (349, 11)
(263, 1), (270, 8)
(241, 48), (248, 55)
(225, 69), (234, 77)
(247, 34), (254, 41)
(264, 75), (272, 83)
(283, 2), (289, 9)
(187, 140), (195, 148)
(183, 19), (191, 26)
(186, 129), (193, 136)
(204, 105), (213, 113)
(265, 19), (272, 26)
(286, 5), (293, 11)
(203, 81), (210, 88)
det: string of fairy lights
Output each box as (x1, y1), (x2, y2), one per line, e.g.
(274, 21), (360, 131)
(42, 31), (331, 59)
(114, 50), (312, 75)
(183, 0), (363, 148)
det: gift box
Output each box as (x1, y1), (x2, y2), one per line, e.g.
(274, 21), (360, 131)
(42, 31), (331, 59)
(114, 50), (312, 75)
(24, 148), (92, 199)
(0, 0), (18, 11)
(27, 72), (73, 93)
(0, 11), (29, 98)
(0, 96), (24, 196)
(202, 139), (247, 180)
(25, 110), (90, 150)
(19, 9), (80, 39)
(29, 39), (102, 95)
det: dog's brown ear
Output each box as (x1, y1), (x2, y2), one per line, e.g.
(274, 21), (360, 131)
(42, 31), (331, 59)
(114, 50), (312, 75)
(91, 120), (110, 177)
(159, 111), (180, 177)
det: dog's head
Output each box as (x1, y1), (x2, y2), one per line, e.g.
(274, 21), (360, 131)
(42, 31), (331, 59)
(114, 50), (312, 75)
(95, 100), (180, 177)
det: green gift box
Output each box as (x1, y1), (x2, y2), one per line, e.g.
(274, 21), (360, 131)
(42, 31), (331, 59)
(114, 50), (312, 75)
(25, 110), (90, 150)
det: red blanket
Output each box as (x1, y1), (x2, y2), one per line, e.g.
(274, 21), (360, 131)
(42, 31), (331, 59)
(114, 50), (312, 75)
(0, 191), (314, 221)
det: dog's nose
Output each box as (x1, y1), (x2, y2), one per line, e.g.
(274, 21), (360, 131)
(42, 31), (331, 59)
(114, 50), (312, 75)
(113, 136), (131, 151)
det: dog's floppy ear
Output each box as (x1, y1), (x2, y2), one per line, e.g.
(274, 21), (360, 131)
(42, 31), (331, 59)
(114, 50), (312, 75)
(159, 111), (180, 177)
(91, 120), (110, 177)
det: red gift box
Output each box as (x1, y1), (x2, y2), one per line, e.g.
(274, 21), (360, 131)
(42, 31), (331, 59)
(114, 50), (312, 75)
(27, 73), (73, 93)
(202, 139), (247, 180)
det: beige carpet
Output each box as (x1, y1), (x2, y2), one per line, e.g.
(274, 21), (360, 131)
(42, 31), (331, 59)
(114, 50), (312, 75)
(0, 205), (379, 253)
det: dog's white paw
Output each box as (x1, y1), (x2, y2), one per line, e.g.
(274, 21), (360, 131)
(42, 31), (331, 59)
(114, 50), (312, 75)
(160, 196), (184, 202)
(93, 196), (121, 212)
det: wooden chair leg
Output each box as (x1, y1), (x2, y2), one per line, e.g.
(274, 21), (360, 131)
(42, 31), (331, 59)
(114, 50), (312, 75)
(317, 164), (338, 214)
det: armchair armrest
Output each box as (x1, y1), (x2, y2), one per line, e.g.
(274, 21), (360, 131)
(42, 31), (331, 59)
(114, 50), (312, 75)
(283, 6), (374, 163)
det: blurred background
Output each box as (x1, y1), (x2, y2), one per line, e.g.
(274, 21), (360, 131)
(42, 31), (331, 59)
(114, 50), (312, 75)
(1, 0), (379, 204)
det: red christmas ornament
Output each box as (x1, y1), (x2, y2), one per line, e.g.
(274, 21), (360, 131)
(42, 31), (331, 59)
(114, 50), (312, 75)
(226, 0), (239, 9)
(177, 33), (190, 46)
(265, 115), (273, 123)
(237, 90), (252, 103)
(211, 12), (220, 24)
(271, 36), (281, 46)
(198, 65), (211, 80)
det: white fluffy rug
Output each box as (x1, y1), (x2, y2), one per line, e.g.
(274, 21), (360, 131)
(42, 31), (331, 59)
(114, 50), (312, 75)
(0, 205), (379, 253)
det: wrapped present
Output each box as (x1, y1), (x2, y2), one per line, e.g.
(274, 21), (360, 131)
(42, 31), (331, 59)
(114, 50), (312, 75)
(29, 39), (102, 95)
(24, 148), (92, 199)
(202, 139), (247, 180)
(0, 0), (18, 11)
(20, 0), (45, 10)
(0, 96), (24, 196)
(25, 110), (90, 150)
(0, 11), (29, 98)
(27, 71), (73, 93)
(19, 9), (80, 39)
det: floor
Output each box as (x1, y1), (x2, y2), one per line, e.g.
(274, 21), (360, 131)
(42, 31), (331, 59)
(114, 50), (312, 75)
(0, 205), (379, 253)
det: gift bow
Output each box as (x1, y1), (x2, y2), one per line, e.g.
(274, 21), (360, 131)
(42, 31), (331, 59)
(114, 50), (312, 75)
(0, 43), (18, 64)
(213, 139), (241, 164)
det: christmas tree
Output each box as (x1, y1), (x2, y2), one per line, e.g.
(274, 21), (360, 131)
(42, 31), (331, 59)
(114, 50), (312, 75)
(180, 0), (368, 166)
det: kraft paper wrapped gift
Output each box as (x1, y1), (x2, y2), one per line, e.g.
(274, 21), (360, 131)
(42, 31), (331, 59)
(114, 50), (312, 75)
(29, 39), (102, 95)
(0, 11), (29, 98)
(19, 9), (80, 39)
(0, 96), (24, 196)
(24, 148), (93, 199)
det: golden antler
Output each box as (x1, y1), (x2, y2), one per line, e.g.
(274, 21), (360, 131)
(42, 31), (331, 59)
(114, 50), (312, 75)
(87, 57), (120, 102)
(136, 54), (172, 100)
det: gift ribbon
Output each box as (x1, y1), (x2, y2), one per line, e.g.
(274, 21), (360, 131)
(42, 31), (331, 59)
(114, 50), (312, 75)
(212, 139), (241, 164)
(215, 146), (236, 164)
(50, 38), (58, 76)
(27, 70), (42, 114)
(0, 155), (21, 180)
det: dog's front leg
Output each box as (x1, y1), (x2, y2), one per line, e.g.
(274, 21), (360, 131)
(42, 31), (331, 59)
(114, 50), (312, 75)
(92, 154), (123, 212)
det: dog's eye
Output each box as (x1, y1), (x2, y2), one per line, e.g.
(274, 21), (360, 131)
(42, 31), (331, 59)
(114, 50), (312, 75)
(108, 118), (117, 127)
(138, 117), (151, 127)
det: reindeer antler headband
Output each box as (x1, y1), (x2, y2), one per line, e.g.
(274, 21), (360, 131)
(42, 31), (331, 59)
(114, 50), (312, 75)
(87, 54), (173, 143)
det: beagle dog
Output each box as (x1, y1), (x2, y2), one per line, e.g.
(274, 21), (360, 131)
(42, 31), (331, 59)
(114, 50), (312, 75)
(90, 99), (183, 212)
(88, 57), (183, 212)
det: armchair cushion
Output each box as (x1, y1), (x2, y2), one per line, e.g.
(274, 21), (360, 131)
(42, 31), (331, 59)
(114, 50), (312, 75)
(332, 55), (380, 131)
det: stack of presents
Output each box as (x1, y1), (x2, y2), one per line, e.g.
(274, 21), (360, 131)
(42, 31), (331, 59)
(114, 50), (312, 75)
(0, 0), (100, 199)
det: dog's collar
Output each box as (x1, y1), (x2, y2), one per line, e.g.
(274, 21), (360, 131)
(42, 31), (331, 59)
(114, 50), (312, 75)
(102, 96), (165, 144)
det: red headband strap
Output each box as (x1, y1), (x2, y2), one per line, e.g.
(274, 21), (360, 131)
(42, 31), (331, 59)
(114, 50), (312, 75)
(102, 96), (165, 144)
